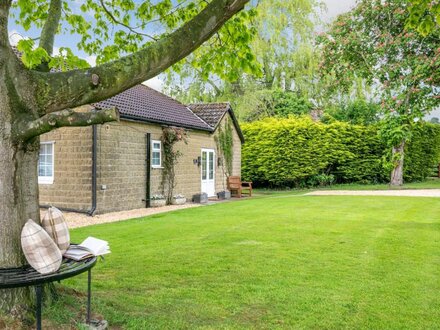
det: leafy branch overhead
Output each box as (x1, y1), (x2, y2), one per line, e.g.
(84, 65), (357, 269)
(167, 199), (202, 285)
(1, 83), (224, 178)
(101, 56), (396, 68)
(13, 0), (257, 78)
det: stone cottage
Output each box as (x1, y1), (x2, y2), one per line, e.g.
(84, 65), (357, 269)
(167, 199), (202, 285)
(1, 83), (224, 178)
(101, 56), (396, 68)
(38, 84), (244, 214)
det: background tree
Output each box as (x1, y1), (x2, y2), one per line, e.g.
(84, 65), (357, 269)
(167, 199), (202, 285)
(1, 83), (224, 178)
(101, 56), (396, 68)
(407, 0), (440, 35)
(318, 0), (440, 186)
(164, 0), (322, 107)
(240, 89), (312, 122)
(322, 98), (380, 125)
(0, 0), (252, 316)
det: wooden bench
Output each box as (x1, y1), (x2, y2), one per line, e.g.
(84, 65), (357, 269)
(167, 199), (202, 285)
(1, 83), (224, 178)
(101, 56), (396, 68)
(227, 176), (253, 198)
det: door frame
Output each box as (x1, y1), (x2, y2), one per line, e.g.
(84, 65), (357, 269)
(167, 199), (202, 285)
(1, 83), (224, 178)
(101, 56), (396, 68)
(201, 148), (215, 197)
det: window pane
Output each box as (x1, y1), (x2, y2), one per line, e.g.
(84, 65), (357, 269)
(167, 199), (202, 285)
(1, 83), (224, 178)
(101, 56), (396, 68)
(152, 151), (160, 166)
(202, 152), (207, 180)
(209, 152), (214, 180)
(153, 142), (160, 150)
(38, 143), (53, 178)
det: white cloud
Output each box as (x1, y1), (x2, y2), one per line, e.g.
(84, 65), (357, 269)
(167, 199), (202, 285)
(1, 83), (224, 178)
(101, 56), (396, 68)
(143, 76), (163, 92)
(85, 55), (97, 67)
(8, 30), (24, 46)
(320, 0), (356, 23)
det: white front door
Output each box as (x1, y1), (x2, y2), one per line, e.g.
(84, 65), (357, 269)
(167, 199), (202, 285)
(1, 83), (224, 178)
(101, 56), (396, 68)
(201, 149), (215, 197)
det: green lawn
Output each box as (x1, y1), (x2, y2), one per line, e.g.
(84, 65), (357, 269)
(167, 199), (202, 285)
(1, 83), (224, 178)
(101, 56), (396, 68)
(47, 195), (440, 329)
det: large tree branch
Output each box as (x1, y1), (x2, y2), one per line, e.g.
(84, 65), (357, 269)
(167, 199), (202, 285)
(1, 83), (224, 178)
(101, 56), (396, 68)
(0, 0), (12, 47)
(39, 0), (62, 56)
(32, 0), (249, 114)
(14, 107), (119, 142)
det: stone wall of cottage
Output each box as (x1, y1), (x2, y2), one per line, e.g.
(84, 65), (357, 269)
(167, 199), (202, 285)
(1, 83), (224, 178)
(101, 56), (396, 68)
(38, 114), (242, 214)
(39, 126), (93, 211)
(95, 120), (156, 213)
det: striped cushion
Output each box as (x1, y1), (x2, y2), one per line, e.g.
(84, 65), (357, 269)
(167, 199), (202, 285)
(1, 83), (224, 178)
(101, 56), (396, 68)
(41, 207), (70, 254)
(21, 219), (62, 274)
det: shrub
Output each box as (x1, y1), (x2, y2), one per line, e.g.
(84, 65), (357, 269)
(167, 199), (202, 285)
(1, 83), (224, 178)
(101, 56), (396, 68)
(241, 117), (440, 187)
(405, 123), (440, 181)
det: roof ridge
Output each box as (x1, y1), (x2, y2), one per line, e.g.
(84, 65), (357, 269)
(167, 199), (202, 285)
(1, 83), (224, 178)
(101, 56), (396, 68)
(185, 105), (214, 129)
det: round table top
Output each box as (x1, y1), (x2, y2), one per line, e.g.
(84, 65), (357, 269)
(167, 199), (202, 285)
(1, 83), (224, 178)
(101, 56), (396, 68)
(0, 256), (97, 289)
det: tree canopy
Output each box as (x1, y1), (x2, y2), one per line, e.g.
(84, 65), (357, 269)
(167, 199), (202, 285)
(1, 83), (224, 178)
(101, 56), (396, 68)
(164, 0), (321, 103)
(317, 0), (440, 185)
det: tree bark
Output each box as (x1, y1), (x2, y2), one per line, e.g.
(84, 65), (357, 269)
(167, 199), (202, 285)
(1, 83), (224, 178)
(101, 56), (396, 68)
(390, 140), (405, 186)
(0, 0), (250, 318)
(0, 56), (38, 316)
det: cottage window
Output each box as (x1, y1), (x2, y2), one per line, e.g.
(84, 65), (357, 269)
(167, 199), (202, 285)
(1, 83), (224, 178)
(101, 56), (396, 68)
(152, 140), (162, 168)
(38, 142), (54, 184)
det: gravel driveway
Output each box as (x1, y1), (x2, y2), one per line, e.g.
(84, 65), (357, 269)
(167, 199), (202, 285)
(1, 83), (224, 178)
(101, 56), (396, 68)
(306, 189), (440, 197)
(40, 203), (200, 229)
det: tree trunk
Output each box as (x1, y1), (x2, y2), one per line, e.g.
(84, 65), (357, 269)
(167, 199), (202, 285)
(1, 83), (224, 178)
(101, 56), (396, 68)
(0, 59), (39, 317)
(390, 140), (405, 186)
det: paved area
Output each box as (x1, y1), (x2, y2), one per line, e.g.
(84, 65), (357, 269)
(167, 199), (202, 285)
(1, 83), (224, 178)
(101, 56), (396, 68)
(306, 189), (440, 197)
(40, 203), (200, 228)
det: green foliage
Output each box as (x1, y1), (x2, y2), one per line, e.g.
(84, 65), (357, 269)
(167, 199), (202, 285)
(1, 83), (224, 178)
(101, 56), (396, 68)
(405, 122), (440, 181)
(214, 119), (234, 180)
(12, 0), (260, 76)
(317, 0), (440, 184)
(323, 99), (380, 125)
(16, 39), (49, 69)
(165, 0), (321, 103)
(16, 36), (89, 71)
(242, 89), (312, 122)
(242, 117), (440, 187)
(407, 0), (440, 36)
(160, 127), (187, 204)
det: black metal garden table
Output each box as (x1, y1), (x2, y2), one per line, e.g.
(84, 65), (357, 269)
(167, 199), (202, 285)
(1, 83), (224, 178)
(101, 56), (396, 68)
(0, 255), (97, 330)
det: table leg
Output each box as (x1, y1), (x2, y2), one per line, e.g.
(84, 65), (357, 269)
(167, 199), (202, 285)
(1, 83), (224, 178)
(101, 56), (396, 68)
(35, 285), (42, 330)
(87, 269), (91, 324)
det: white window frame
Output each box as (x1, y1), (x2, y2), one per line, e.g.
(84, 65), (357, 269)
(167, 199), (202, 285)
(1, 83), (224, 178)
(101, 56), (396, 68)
(38, 141), (55, 184)
(151, 140), (162, 168)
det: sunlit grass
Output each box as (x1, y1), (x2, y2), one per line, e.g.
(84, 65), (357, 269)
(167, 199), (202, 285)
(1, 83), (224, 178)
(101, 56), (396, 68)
(46, 194), (440, 329)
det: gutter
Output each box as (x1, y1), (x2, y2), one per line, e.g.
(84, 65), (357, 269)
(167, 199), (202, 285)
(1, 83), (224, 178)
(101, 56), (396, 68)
(120, 114), (214, 133)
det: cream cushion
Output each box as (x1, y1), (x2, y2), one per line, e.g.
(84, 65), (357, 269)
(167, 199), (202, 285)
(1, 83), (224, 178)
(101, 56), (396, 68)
(41, 206), (70, 254)
(21, 219), (62, 274)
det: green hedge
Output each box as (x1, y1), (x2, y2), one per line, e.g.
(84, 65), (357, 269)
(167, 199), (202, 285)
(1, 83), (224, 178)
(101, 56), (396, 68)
(241, 117), (440, 187)
(405, 123), (440, 181)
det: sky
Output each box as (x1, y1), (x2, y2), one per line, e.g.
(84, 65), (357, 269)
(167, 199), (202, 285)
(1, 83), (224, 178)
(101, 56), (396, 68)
(8, 0), (357, 92)
(321, 0), (356, 23)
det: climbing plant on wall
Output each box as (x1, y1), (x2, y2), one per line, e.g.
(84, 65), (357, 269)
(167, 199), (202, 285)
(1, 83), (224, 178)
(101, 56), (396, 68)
(161, 127), (188, 204)
(215, 118), (234, 185)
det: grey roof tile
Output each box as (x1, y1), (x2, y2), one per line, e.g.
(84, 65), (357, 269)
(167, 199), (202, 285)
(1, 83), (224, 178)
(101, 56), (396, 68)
(94, 85), (212, 131)
(188, 103), (230, 128)
(188, 103), (245, 143)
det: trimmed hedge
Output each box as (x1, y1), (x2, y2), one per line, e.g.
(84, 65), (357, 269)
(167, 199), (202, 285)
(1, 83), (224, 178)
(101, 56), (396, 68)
(241, 117), (440, 187)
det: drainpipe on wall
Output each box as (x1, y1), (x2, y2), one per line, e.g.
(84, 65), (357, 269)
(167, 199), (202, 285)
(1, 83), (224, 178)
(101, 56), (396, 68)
(40, 125), (98, 216)
(143, 133), (151, 208)
(88, 125), (98, 216)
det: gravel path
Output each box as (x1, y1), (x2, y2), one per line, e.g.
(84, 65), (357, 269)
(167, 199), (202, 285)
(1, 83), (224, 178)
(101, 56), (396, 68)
(40, 203), (200, 229)
(306, 189), (440, 197)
